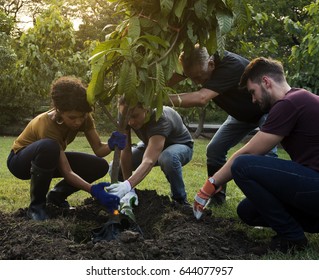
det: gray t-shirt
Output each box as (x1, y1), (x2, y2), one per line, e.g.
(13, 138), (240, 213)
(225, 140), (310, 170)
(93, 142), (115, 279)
(132, 106), (193, 149)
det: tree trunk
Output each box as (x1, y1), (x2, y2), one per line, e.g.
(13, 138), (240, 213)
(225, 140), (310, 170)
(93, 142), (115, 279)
(110, 105), (130, 184)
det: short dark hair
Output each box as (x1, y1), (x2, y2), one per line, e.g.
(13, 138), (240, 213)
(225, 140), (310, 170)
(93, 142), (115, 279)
(118, 95), (144, 108)
(240, 57), (286, 88)
(179, 44), (211, 70)
(50, 76), (92, 113)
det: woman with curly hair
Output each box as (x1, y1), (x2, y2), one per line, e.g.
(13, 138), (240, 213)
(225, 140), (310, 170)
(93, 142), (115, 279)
(7, 76), (126, 221)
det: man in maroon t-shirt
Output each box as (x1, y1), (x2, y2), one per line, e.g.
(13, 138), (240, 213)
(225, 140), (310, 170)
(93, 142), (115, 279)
(193, 57), (319, 254)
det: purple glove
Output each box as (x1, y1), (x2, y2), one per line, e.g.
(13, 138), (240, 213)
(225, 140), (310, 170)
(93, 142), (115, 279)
(108, 131), (127, 150)
(91, 182), (120, 213)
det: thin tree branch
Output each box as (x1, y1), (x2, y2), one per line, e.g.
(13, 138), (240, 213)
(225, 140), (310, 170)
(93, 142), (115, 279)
(98, 101), (118, 129)
(149, 31), (180, 67)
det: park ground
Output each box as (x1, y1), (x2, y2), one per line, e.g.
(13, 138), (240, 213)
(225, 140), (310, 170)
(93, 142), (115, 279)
(1, 135), (318, 260)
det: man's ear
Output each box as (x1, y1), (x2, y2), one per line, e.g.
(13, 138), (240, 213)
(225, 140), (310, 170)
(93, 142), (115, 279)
(208, 59), (215, 71)
(262, 76), (272, 89)
(144, 108), (151, 123)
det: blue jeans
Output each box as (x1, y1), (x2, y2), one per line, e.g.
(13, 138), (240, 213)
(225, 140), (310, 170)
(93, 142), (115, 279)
(129, 142), (193, 202)
(232, 155), (319, 240)
(206, 114), (277, 170)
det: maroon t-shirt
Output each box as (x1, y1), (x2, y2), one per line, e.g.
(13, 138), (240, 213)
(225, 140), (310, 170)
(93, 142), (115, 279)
(261, 88), (319, 172)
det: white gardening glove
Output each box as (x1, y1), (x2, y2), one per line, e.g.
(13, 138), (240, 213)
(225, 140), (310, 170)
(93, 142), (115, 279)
(120, 188), (139, 207)
(105, 180), (132, 199)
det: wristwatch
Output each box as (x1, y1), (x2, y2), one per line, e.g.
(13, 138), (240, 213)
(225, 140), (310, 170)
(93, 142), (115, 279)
(208, 177), (216, 186)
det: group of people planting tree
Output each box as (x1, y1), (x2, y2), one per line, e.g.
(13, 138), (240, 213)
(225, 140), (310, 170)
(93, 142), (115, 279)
(7, 45), (319, 255)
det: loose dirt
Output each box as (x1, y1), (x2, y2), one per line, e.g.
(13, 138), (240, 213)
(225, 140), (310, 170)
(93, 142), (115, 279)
(0, 189), (259, 260)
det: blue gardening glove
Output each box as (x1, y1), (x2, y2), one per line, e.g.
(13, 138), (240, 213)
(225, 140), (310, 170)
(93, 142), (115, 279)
(91, 182), (120, 213)
(105, 180), (132, 199)
(108, 131), (127, 150)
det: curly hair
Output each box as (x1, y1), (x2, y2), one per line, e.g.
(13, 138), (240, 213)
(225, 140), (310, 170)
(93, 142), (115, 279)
(50, 76), (92, 113)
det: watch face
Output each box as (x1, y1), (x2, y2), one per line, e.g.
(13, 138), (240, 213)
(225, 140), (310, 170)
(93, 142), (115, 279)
(208, 177), (215, 185)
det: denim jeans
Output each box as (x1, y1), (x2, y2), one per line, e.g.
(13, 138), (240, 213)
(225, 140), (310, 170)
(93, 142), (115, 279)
(232, 155), (319, 240)
(129, 142), (193, 202)
(206, 114), (277, 170)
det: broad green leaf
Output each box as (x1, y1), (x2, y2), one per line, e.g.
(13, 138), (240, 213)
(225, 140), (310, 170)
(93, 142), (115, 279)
(90, 40), (120, 56)
(160, 0), (174, 16)
(123, 63), (138, 104)
(135, 41), (161, 56)
(216, 11), (234, 35)
(232, 0), (251, 32)
(87, 62), (108, 105)
(128, 16), (141, 39)
(187, 22), (197, 44)
(216, 28), (226, 55)
(118, 60), (130, 96)
(174, 0), (187, 19)
(156, 63), (165, 93)
(138, 35), (170, 48)
(194, 0), (208, 19)
(89, 50), (109, 64)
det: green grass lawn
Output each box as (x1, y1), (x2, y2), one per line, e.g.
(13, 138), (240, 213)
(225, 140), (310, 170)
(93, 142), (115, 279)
(1, 135), (319, 259)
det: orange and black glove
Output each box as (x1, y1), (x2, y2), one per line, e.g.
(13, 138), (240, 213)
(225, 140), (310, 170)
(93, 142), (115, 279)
(193, 177), (221, 220)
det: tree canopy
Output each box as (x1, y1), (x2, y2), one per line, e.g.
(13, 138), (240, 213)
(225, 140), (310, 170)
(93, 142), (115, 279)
(87, 0), (251, 120)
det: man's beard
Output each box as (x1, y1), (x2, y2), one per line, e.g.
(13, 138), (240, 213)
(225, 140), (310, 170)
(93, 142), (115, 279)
(258, 86), (272, 113)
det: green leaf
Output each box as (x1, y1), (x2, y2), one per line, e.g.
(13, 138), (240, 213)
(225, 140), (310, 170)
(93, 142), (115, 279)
(128, 16), (141, 39)
(90, 40), (120, 57)
(138, 35), (170, 48)
(89, 50), (108, 64)
(205, 33), (217, 55)
(160, 0), (174, 16)
(174, 0), (187, 19)
(232, 0), (251, 32)
(216, 28), (226, 55)
(156, 63), (165, 93)
(194, 0), (208, 19)
(216, 10), (234, 35)
(118, 60), (130, 96)
(87, 61), (108, 105)
(124, 63), (138, 105)
(120, 204), (136, 222)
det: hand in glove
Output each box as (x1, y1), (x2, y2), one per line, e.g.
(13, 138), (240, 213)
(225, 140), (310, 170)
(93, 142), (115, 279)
(91, 182), (120, 213)
(108, 131), (127, 150)
(120, 189), (139, 208)
(193, 177), (221, 220)
(105, 180), (132, 199)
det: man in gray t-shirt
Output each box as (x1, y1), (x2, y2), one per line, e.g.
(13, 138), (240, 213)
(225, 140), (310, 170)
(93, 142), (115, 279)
(106, 104), (194, 205)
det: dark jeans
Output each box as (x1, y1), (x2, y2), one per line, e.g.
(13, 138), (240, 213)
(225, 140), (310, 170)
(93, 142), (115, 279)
(232, 155), (319, 240)
(206, 115), (277, 169)
(7, 138), (109, 183)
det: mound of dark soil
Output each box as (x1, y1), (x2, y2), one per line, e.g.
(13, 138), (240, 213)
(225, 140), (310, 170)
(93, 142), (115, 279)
(0, 190), (258, 260)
